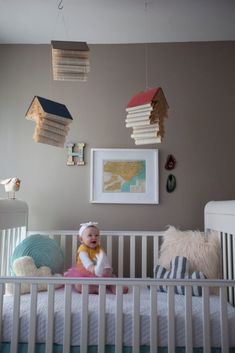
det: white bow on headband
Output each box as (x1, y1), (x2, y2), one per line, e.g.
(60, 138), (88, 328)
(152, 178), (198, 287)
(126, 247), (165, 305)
(79, 221), (98, 236)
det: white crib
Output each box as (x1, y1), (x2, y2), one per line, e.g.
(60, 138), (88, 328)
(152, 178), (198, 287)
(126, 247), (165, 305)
(0, 198), (235, 353)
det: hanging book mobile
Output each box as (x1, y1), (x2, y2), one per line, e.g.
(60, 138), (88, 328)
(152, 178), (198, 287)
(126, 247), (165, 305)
(51, 41), (90, 82)
(25, 96), (73, 148)
(125, 87), (169, 145)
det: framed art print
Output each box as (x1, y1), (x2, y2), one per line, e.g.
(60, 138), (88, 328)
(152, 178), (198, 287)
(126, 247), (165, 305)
(90, 148), (159, 204)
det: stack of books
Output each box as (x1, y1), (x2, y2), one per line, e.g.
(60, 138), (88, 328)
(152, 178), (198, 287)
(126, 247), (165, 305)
(25, 96), (73, 148)
(51, 41), (90, 82)
(125, 87), (169, 145)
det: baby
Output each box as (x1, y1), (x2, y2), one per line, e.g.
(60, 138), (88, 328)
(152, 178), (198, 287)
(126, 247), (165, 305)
(77, 221), (113, 278)
(64, 221), (116, 294)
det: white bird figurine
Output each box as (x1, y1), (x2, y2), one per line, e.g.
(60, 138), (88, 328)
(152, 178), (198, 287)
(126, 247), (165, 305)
(0, 178), (21, 199)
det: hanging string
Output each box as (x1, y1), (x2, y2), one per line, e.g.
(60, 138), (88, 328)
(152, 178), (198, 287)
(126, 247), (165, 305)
(50, 0), (66, 95)
(52, 0), (63, 40)
(144, 0), (150, 90)
(61, 10), (69, 40)
(52, 0), (69, 40)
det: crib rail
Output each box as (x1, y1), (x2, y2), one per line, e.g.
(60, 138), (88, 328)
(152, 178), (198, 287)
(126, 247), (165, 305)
(220, 231), (235, 307)
(0, 199), (28, 276)
(27, 230), (163, 278)
(0, 276), (234, 353)
(205, 201), (235, 307)
(0, 227), (27, 276)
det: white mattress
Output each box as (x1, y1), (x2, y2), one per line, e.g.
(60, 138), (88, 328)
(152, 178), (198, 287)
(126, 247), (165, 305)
(3, 287), (235, 347)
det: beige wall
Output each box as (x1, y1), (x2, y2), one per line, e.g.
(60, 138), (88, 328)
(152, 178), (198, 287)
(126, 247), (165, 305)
(0, 42), (235, 231)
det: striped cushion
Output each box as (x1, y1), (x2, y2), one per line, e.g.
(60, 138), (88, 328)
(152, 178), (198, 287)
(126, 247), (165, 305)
(154, 256), (206, 296)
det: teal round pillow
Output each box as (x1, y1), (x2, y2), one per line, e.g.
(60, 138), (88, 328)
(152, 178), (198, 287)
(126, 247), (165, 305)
(11, 234), (64, 275)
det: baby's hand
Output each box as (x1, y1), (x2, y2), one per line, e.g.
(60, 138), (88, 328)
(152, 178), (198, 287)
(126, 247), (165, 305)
(103, 268), (112, 276)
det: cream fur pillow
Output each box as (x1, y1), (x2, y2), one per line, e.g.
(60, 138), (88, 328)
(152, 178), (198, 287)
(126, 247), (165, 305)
(159, 226), (221, 279)
(6, 256), (62, 295)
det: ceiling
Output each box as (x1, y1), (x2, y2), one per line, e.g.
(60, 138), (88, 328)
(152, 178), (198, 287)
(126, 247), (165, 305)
(0, 0), (235, 44)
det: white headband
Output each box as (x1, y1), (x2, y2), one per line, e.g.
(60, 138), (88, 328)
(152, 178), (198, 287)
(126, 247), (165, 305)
(79, 221), (98, 237)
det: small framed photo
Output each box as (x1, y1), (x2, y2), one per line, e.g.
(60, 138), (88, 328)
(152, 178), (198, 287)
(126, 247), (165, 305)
(90, 148), (159, 204)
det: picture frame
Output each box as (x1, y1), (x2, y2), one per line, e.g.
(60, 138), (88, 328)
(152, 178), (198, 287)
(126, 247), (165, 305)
(90, 148), (159, 204)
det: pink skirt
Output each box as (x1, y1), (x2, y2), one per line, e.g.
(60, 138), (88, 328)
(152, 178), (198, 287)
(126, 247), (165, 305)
(64, 264), (114, 278)
(64, 265), (97, 278)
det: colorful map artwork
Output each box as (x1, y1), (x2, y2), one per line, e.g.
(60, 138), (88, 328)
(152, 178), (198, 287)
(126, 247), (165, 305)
(103, 160), (146, 193)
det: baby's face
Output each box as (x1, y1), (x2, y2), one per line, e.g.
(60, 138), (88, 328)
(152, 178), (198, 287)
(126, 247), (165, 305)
(81, 226), (100, 249)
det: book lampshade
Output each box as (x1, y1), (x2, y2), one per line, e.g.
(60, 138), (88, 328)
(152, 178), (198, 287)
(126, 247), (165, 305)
(25, 96), (73, 148)
(125, 87), (169, 145)
(51, 40), (90, 81)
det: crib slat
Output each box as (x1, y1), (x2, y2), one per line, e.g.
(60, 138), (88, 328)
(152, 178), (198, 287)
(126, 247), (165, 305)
(16, 227), (21, 246)
(185, 286), (193, 353)
(28, 284), (38, 353)
(6, 229), (14, 276)
(118, 236), (124, 277)
(46, 284), (55, 353)
(81, 284), (89, 353)
(12, 228), (16, 243)
(0, 230), (4, 275)
(167, 285), (175, 353)
(233, 234), (235, 306)
(60, 235), (67, 269)
(20, 226), (26, 242)
(60, 234), (66, 252)
(130, 236), (136, 278)
(150, 285), (158, 353)
(98, 285), (106, 353)
(72, 234), (78, 266)
(115, 286), (123, 353)
(13, 228), (19, 251)
(107, 236), (112, 265)
(141, 236), (147, 278)
(0, 283), (4, 343)
(227, 234), (233, 303)
(2, 230), (7, 275)
(222, 233), (227, 279)
(11, 228), (17, 268)
(220, 287), (229, 353)
(202, 287), (211, 351)
(133, 286), (140, 353)
(63, 284), (72, 353)
(10, 283), (21, 353)
(153, 236), (159, 270)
